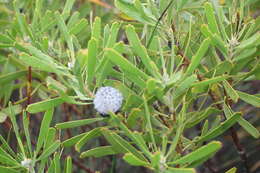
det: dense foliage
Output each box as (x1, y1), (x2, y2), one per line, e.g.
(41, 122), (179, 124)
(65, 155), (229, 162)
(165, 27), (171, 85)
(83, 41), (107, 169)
(0, 0), (259, 172)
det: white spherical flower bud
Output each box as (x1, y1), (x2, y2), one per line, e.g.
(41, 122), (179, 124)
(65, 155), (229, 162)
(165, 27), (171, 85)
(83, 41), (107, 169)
(93, 87), (123, 115)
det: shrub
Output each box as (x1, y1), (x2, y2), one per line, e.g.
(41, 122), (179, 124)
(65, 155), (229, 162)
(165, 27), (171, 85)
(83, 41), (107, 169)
(0, 0), (259, 172)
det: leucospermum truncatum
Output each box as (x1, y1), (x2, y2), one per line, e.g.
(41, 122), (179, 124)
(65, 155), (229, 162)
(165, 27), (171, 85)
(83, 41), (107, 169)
(93, 87), (123, 116)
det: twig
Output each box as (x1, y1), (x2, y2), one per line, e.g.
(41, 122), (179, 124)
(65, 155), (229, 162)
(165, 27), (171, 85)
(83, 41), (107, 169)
(193, 99), (217, 173)
(27, 66), (32, 119)
(62, 103), (72, 138)
(197, 74), (250, 173)
(71, 157), (96, 173)
(224, 81), (250, 173)
(204, 160), (217, 173)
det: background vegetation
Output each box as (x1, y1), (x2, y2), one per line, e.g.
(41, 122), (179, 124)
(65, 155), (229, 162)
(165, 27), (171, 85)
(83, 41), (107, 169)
(0, 0), (259, 172)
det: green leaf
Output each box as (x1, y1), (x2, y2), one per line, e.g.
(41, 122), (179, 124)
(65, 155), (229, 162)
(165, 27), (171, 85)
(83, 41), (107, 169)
(237, 91), (260, 107)
(234, 47), (257, 61)
(62, 132), (88, 148)
(55, 11), (75, 59)
(37, 140), (61, 161)
(102, 129), (148, 162)
(0, 147), (17, 165)
(75, 128), (102, 152)
(47, 76), (67, 93)
(166, 125), (184, 158)
(105, 48), (150, 80)
(192, 75), (228, 87)
(80, 146), (119, 158)
(0, 34), (14, 44)
(123, 153), (150, 167)
(24, 45), (53, 63)
(168, 141), (222, 166)
(36, 108), (54, 154)
(54, 152), (61, 173)
(165, 167), (195, 173)
(109, 113), (151, 159)
(0, 70), (26, 85)
(47, 158), (55, 173)
(103, 79), (134, 99)
(19, 53), (58, 73)
(204, 61), (233, 77)
(204, 2), (220, 35)
(0, 154), (19, 166)
(0, 105), (22, 123)
(0, 166), (19, 173)
(0, 136), (16, 158)
(123, 94), (143, 111)
(151, 152), (161, 169)
(143, 96), (156, 150)
(22, 111), (32, 156)
(86, 38), (98, 86)
(126, 73), (147, 88)
(8, 104), (25, 157)
(27, 97), (65, 113)
(62, 0), (76, 19)
(125, 25), (161, 79)
(126, 108), (142, 128)
(236, 32), (260, 50)
(173, 75), (198, 99)
(105, 22), (121, 48)
(92, 17), (101, 40)
(14, 1), (34, 39)
(55, 118), (104, 129)
(200, 24), (228, 56)
(186, 108), (221, 128)
(185, 38), (211, 75)
(65, 156), (72, 173)
(237, 116), (260, 138)
(223, 80), (239, 103)
(69, 18), (88, 36)
(197, 113), (241, 143)
(225, 167), (237, 173)
(44, 128), (57, 149)
(115, 0), (156, 25)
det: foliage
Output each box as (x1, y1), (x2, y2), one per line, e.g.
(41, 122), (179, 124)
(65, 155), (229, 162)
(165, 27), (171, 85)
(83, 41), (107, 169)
(0, 0), (259, 172)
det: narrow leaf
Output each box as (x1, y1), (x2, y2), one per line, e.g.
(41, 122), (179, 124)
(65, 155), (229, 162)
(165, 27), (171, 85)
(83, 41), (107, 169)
(165, 167), (195, 173)
(55, 118), (104, 129)
(75, 128), (102, 152)
(237, 91), (260, 107)
(65, 156), (72, 173)
(123, 153), (150, 167)
(126, 25), (161, 78)
(204, 2), (220, 35)
(168, 141), (222, 166)
(197, 113), (240, 143)
(86, 38), (98, 86)
(36, 108), (54, 153)
(37, 140), (61, 161)
(237, 116), (260, 138)
(80, 146), (118, 158)
(223, 80), (239, 102)
(27, 97), (65, 113)
(192, 76), (228, 87)
(105, 48), (150, 80)
(185, 38), (211, 75)
(0, 70), (26, 85)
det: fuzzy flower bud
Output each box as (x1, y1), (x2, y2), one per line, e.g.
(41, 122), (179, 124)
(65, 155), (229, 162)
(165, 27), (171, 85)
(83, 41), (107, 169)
(93, 86), (123, 115)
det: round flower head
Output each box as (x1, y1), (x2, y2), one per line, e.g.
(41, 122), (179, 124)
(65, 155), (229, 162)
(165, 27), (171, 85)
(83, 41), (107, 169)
(93, 86), (123, 115)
